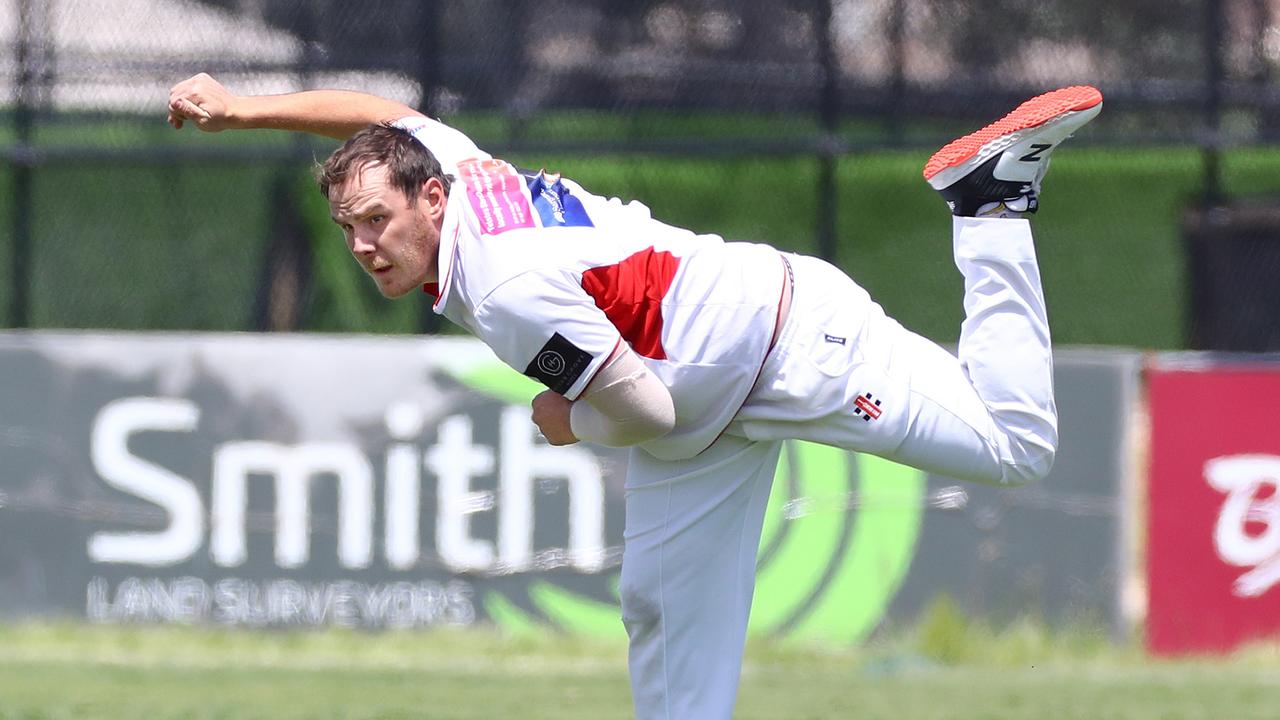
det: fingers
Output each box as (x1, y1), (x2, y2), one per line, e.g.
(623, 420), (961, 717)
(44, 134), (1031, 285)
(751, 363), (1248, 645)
(166, 99), (202, 130)
(166, 73), (217, 130)
(530, 390), (578, 445)
(171, 97), (211, 120)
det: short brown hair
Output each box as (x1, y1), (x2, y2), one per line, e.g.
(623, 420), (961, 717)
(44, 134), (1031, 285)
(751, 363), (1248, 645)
(316, 123), (453, 203)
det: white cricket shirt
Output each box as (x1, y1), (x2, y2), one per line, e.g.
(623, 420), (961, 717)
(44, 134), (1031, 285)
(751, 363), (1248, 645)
(396, 116), (786, 460)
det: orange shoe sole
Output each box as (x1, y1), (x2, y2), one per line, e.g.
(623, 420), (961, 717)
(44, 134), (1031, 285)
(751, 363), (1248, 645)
(923, 85), (1103, 182)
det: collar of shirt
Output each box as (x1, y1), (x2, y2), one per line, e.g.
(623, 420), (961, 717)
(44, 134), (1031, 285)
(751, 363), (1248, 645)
(422, 192), (464, 311)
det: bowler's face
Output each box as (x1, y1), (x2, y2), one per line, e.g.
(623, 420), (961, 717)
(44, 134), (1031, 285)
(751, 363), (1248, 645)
(329, 162), (441, 299)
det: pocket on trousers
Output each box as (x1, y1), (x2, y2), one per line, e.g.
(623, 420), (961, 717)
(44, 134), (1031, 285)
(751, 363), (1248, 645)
(801, 330), (858, 378)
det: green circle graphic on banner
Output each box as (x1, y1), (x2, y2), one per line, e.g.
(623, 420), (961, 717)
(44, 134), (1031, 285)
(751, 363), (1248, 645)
(452, 362), (925, 644)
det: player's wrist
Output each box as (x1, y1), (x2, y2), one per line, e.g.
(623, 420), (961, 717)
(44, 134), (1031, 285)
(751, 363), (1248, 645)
(223, 95), (258, 130)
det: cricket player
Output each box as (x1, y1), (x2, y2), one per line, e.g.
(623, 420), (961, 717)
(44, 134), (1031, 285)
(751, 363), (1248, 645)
(168, 73), (1101, 719)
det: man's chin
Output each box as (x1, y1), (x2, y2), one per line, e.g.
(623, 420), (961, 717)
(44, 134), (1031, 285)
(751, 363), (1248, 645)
(371, 275), (412, 299)
(378, 283), (413, 299)
(370, 267), (431, 299)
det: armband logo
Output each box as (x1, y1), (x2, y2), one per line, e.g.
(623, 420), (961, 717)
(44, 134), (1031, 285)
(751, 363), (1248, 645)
(524, 333), (593, 395)
(536, 351), (566, 376)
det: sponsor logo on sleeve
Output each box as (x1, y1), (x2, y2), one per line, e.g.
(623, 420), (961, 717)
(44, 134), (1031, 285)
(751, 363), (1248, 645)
(524, 333), (594, 395)
(524, 170), (594, 228)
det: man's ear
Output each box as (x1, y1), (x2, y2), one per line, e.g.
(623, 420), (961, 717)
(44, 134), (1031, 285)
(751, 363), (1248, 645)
(420, 177), (447, 220)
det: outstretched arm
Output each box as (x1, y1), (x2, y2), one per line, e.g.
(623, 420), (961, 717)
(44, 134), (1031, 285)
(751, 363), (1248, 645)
(167, 73), (423, 140)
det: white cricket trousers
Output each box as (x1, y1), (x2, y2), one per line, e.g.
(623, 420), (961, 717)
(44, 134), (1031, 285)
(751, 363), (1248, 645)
(620, 216), (1058, 719)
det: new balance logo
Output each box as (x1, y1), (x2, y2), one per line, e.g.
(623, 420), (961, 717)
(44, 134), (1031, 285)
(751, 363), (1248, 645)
(1019, 144), (1051, 162)
(853, 392), (882, 422)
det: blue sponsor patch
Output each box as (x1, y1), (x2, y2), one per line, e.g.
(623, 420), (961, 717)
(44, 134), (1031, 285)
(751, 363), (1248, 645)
(525, 171), (594, 228)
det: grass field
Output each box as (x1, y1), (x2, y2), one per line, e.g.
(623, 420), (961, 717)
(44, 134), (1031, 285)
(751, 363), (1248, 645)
(2, 621), (1278, 719)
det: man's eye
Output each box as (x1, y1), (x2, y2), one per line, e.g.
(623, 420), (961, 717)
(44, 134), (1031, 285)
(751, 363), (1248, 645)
(371, 215), (386, 224)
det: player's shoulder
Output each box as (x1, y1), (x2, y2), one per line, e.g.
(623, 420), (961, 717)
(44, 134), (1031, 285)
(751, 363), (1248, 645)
(390, 115), (490, 171)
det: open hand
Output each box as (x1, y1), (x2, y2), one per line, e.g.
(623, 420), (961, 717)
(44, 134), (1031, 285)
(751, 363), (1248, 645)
(167, 73), (238, 132)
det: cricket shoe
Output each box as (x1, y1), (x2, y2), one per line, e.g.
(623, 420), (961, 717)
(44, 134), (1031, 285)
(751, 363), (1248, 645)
(923, 86), (1103, 217)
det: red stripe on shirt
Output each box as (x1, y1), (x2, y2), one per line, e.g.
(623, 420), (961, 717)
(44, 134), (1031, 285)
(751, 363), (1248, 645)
(580, 248), (679, 360)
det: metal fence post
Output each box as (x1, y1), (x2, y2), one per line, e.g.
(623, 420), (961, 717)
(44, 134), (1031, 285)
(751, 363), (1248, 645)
(1252, 0), (1277, 141)
(416, 0), (444, 334)
(1203, 0), (1225, 205)
(886, 0), (907, 145)
(815, 0), (840, 263)
(10, 0), (37, 329)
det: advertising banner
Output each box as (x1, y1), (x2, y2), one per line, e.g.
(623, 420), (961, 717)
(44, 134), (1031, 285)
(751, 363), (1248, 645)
(891, 350), (1138, 635)
(1148, 359), (1280, 654)
(0, 333), (1133, 643)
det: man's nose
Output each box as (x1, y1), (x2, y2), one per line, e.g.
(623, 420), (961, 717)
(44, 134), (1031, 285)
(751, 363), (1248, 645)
(350, 231), (377, 255)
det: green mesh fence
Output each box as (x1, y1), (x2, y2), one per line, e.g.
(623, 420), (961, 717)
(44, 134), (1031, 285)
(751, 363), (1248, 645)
(3, 0), (1279, 348)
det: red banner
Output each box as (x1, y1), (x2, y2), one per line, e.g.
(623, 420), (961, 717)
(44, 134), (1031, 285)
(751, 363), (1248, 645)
(1147, 365), (1280, 654)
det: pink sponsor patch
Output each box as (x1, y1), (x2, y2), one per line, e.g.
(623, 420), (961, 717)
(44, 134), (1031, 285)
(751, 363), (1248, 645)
(457, 159), (535, 235)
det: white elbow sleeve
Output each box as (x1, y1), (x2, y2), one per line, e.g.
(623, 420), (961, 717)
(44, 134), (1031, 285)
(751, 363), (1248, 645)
(569, 348), (675, 447)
